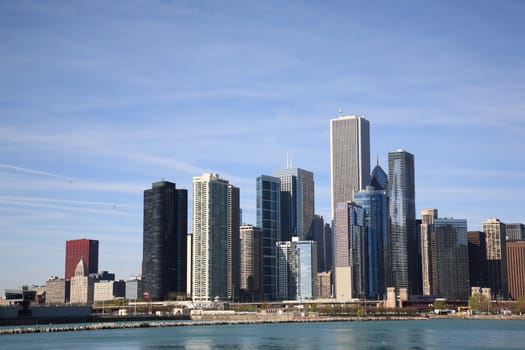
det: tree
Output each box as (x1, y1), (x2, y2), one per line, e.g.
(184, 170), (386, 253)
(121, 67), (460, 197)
(433, 300), (447, 311)
(512, 296), (525, 315)
(469, 293), (489, 313)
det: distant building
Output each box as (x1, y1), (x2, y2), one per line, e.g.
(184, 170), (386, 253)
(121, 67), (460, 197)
(192, 173), (240, 302)
(94, 280), (126, 302)
(370, 163), (388, 192)
(65, 239), (98, 280)
(276, 238), (317, 300)
(506, 240), (525, 300)
(467, 231), (489, 289)
(334, 201), (364, 300)
(482, 218), (509, 299)
(256, 174), (281, 301)
(506, 223), (525, 241)
(420, 208), (438, 296)
(239, 224), (262, 302)
(273, 167), (315, 241)
(45, 277), (67, 305)
(431, 218), (470, 300)
(312, 215), (331, 273)
(316, 271), (332, 299)
(125, 278), (140, 301)
(388, 149), (419, 295)
(330, 115), (370, 217)
(69, 258), (94, 305)
(355, 186), (388, 299)
(141, 181), (188, 301)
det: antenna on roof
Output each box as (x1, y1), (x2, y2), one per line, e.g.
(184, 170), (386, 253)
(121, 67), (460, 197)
(339, 107), (343, 116)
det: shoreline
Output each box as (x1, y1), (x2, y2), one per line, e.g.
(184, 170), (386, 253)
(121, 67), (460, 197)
(2, 314), (524, 335)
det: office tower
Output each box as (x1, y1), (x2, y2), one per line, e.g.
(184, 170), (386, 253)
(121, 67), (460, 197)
(277, 237), (317, 300)
(313, 215), (331, 273)
(482, 218), (509, 299)
(420, 208), (438, 296)
(45, 277), (67, 305)
(324, 222), (334, 273)
(370, 163), (388, 191)
(69, 257), (94, 304)
(334, 201), (365, 300)
(256, 175), (281, 301)
(192, 173), (240, 302)
(273, 167), (315, 241)
(186, 233), (192, 298)
(141, 181), (187, 301)
(330, 115), (370, 218)
(467, 231), (489, 289)
(239, 224), (262, 302)
(316, 271), (332, 299)
(388, 150), (418, 295)
(506, 223), (525, 241)
(430, 218), (470, 299)
(355, 186), (388, 299)
(506, 240), (525, 300)
(65, 239), (99, 280)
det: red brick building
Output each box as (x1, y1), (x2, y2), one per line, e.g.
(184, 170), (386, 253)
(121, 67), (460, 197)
(506, 240), (525, 300)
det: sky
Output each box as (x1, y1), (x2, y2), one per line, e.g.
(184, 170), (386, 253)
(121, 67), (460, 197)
(1, 0), (524, 293)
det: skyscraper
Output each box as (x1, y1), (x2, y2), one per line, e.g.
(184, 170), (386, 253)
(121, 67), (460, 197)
(370, 163), (388, 191)
(276, 237), (317, 300)
(273, 167), (315, 241)
(388, 150), (418, 295)
(239, 224), (262, 302)
(506, 240), (525, 300)
(334, 201), (365, 300)
(431, 218), (470, 300)
(355, 186), (389, 299)
(482, 218), (509, 299)
(420, 208), (438, 296)
(69, 257), (94, 305)
(330, 115), (370, 218)
(467, 231), (489, 289)
(506, 223), (525, 241)
(65, 239), (99, 280)
(141, 181), (187, 301)
(256, 175), (281, 301)
(192, 173), (240, 302)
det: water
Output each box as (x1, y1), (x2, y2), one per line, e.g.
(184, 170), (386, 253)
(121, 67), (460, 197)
(1, 319), (524, 350)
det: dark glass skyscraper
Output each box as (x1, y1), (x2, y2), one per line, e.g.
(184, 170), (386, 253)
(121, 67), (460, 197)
(370, 164), (388, 191)
(355, 186), (388, 299)
(388, 150), (419, 295)
(256, 175), (281, 301)
(431, 218), (470, 300)
(273, 168), (315, 241)
(142, 181), (187, 301)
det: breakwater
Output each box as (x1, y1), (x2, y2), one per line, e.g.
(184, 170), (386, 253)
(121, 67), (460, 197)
(0, 316), (428, 335)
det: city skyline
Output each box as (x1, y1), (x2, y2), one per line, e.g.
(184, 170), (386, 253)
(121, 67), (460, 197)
(1, 1), (524, 293)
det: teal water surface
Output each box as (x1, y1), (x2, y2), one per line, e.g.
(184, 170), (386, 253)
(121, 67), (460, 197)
(1, 319), (524, 350)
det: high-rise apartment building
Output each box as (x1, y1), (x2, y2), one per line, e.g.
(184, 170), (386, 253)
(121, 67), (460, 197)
(65, 239), (99, 281)
(431, 218), (470, 300)
(276, 237), (317, 300)
(506, 223), (525, 241)
(192, 173), (240, 302)
(330, 115), (370, 218)
(388, 150), (419, 295)
(256, 175), (281, 301)
(506, 240), (525, 300)
(334, 201), (365, 300)
(420, 208), (438, 296)
(467, 231), (489, 289)
(355, 186), (389, 299)
(141, 181), (187, 301)
(239, 224), (262, 302)
(482, 218), (509, 299)
(273, 167), (315, 241)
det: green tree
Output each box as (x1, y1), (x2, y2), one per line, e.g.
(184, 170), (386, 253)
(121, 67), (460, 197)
(512, 296), (525, 315)
(433, 300), (447, 311)
(468, 293), (489, 313)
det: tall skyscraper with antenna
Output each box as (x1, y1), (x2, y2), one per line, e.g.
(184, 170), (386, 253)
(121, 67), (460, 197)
(330, 115), (370, 219)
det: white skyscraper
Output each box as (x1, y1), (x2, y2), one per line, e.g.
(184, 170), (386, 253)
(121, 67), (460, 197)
(192, 173), (240, 302)
(330, 115), (370, 218)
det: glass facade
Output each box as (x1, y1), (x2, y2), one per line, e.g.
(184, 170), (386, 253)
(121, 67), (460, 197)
(370, 164), (388, 191)
(276, 239), (317, 300)
(355, 187), (388, 299)
(388, 150), (418, 294)
(256, 175), (281, 301)
(431, 218), (469, 299)
(142, 181), (187, 301)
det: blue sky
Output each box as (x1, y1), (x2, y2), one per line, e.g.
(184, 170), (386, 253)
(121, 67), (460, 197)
(1, 0), (524, 293)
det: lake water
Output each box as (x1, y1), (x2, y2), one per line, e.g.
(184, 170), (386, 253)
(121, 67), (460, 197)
(1, 319), (524, 350)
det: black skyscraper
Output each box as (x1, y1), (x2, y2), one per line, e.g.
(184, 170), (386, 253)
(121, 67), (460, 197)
(141, 181), (187, 301)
